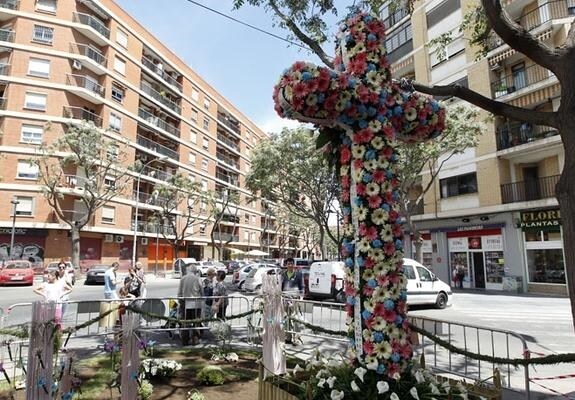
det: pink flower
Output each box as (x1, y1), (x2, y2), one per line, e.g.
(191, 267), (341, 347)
(384, 242), (396, 255)
(368, 195), (382, 209)
(341, 174), (350, 188)
(365, 316), (377, 330)
(365, 257), (375, 269)
(364, 226), (378, 240)
(399, 343), (412, 359)
(356, 183), (366, 195)
(382, 308), (397, 323)
(363, 286), (374, 296)
(377, 275), (390, 287)
(353, 159), (364, 170)
(386, 362), (401, 379)
(363, 340), (375, 355)
(373, 303), (386, 317)
(373, 170), (386, 183)
(293, 82), (309, 98)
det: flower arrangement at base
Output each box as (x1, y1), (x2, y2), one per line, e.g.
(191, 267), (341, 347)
(140, 358), (182, 381)
(137, 379), (153, 400)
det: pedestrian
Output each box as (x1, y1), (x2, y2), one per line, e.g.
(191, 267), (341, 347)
(456, 264), (465, 289)
(212, 270), (228, 320)
(117, 286), (136, 325)
(281, 258), (304, 345)
(135, 262), (147, 298)
(33, 270), (71, 326)
(177, 263), (203, 346)
(56, 261), (73, 319)
(125, 268), (143, 298)
(202, 268), (216, 320)
(452, 266), (459, 287)
(104, 262), (120, 300)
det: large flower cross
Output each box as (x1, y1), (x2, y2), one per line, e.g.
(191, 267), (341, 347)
(273, 10), (446, 378)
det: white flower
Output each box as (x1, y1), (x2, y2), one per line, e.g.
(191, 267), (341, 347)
(377, 381), (390, 394)
(366, 360), (378, 371)
(327, 376), (337, 388)
(327, 359), (340, 368)
(330, 389), (345, 400)
(354, 367), (367, 383)
(225, 352), (239, 362)
(410, 387), (420, 400)
(293, 364), (304, 375)
(318, 378), (326, 388)
(429, 383), (440, 394)
(390, 392), (399, 400)
(414, 370), (425, 383)
(351, 380), (360, 392)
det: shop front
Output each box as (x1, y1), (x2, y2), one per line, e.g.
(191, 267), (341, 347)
(0, 228), (47, 271)
(518, 209), (567, 295)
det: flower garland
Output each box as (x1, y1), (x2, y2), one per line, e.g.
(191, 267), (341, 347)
(273, 8), (446, 381)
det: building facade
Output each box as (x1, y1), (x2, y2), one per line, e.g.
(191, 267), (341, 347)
(391, 0), (571, 295)
(0, 0), (297, 271)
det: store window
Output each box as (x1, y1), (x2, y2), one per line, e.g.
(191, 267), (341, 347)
(485, 251), (504, 284)
(527, 249), (565, 284)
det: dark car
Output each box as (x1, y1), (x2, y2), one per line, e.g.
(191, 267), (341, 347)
(84, 265), (109, 285)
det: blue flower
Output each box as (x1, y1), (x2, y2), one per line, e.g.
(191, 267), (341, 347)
(432, 102), (439, 112)
(357, 104), (367, 114)
(381, 203), (390, 212)
(354, 197), (363, 206)
(386, 109), (393, 117)
(367, 33), (376, 41)
(363, 15), (373, 23)
(395, 239), (403, 249)
(373, 332), (384, 343)
(391, 153), (398, 162)
(317, 93), (325, 103)
(330, 70), (338, 78)
(377, 114), (387, 123)
(371, 239), (382, 248)
(342, 207), (351, 216)
(301, 71), (312, 81)
(361, 309), (373, 320)
(399, 290), (408, 300)
(367, 63), (377, 71)
(348, 78), (357, 88)
(391, 353), (401, 363)
(376, 364), (386, 374)
(367, 279), (377, 288)
(347, 296), (356, 305)
(356, 256), (365, 267)
(393, 106), (403, 116)
(365, 149), (377, 160)
(346, 34), (354, 43)
(362, 173), (373, 183)
(384, 299), (395, 310)
(358, 119), (368, 129)
(345, 258), (354, 268)
(380, 90), (388, 98)
(367, 106), (377, 116)
(395, 315), (403, 325)
(386, 170), (394, 179)
(345, 242), (354, 253)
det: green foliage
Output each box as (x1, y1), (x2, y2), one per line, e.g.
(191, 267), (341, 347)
(196, 366), (225, 386)
(138, 379), (154, 400)
(187, 390), (205, 400)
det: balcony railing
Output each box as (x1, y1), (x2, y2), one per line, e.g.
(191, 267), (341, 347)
(69, 43), (106, 66)
(140, 56), (183, 92)
(217, 114), (241, 136)
(0, 28), (14, 42)
(488, 0), (575, 50)
(501, 174), (560, 203)
(215, 171), (239, 186)
(72, 12), (110, 39)
(491, 64), (553, 98)
(62, 174), (90, 189)
(216, 133), (240, 152)
(496, 121), (559, 150)
(140, 81), (181, 114)
(132, 220), (175, 235)
(0, 63), (9, 75)
(66, 74), (105, 97)
(132, 191), (174, 207)
(140, 164), (174, 181)
(213, 232), (239, 242)
(136, 134), (179, 161)
(216, 152), (240, 169)
(63, 106), (102, 127)
(0, 0), (18, 10)
(138, 107), (180, 137)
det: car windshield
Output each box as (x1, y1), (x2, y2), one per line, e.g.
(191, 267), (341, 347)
(4, 263), (30, 269)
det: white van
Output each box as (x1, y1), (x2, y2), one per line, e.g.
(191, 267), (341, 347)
(308, 258), (452, 308)
(173, 258), (196, 277)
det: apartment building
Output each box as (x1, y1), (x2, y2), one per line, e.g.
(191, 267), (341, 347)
(386, 0), (571, 295)
(0, 0), (296, 270)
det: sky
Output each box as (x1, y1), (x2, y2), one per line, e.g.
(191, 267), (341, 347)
(114, 0), (338, 134)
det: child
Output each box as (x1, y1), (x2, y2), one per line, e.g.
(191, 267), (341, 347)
(163, 299), (179, 339)
(33, 270), (71, 326)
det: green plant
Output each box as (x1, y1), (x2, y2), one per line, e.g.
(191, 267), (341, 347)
(186, 389), (205, 400)
(138, 379), (153, 400)
(196, 365), (225, 386)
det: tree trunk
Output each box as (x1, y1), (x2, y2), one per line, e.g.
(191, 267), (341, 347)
(413, 229), (423, 264)
(317, 224), (325, 260)
(70, 227), (81, 269)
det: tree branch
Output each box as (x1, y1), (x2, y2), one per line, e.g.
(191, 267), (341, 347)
(482, 0), (560, 72)
(268, 0), (334, 68)
(411, 81), (559, 127)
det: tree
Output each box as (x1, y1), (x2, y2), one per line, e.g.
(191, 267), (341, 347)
(234, 0), (575, 331)
(398, 104), (483, 262)
(209, 188), (241, 260)
(35, 121), (131, 268)
(153, 173), (213, 260)
(246, 127), (339, 256)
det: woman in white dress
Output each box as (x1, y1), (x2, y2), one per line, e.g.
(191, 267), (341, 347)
(33, 270), (72, 325)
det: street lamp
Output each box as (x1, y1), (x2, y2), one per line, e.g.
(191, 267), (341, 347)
(132, 155), (168, 267)
(9, 199), (19, 259)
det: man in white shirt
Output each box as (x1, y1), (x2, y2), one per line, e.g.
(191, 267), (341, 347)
(104, 262), (120, 299)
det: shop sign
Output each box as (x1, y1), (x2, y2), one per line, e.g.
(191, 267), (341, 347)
(0, 228), (48, 237)
(482, 235), (503, 251)
(518, 209), (561, 230)
(468, 237), (482, 249)
(448, 237), (468, 251)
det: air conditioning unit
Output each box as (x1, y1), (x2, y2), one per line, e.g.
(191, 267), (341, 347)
(72, 60), (82, 70)
(114, 235), (124, 243)
(141, 237), (149, 245)
(104, 234), (114, 243)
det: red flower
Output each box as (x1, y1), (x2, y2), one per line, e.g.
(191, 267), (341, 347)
(293, 82), (309, 98)
(373, 170), (386, 183)
(356, 182), (366, 195)
(384, 242), (396, 256)
(386, 362), (401, 379)
(392, 224), (402, 237)
(365, 226), (378, 240)
(399, 343), (412, 359)
(325, 95), (338, 111)
(368, 195), (382, 209)
(365, 257), (375, 269)
(389, 210), (399, 222)
(382, 146), (393, 159)
(382, 308), (397, 323)
(377, 275), (390, 287)
(341, 174), (350, 188)
(363, 340), (375, 355)
(293, 61), (307, 71)
(383, 125), (395, 140)
(341, 191), (350, 202)
(373, 303), (386, 317)
(357, 85), (371, 103)
(365, 316), (377, 330)
(363, 286), (374, 296)
(349, 58), (367, 75)
(353, 159), (364, 170)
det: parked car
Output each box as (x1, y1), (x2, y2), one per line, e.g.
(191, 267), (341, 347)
(173, 258), (197, 277)
(0, 260), (34, 286)
(224, 260), (247, 274)
(84, 265), (109, 285)
(244, 266), (281, 294)
(233, 263), (276, 290)
(182, 260), (227, 277)
(45, 261), (79, 285)
(307, 261), (346, 302)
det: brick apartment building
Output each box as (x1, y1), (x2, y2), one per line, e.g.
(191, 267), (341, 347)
(390, 0), (572, 295)
(0, 0), (299, 271)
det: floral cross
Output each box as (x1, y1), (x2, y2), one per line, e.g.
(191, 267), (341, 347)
(273, 9), (445, 378)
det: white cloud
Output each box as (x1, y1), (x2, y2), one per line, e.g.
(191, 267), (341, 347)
(257, 113), (306, 136)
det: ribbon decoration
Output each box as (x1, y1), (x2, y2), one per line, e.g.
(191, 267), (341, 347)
(0, 362), (11, 384)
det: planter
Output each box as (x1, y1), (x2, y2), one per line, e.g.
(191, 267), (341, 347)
(258, 363), (300, 400)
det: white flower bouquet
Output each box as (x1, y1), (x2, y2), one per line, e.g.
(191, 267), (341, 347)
(140, 358), (182, 380)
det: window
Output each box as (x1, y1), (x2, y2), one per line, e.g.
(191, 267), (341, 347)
(251, 215), (256, 224)
(32, 25), (54, 44)
(386, 21), (412, 53)
(244, 231), (249, 240)
(188, 174), (195, 183)
(201, 159), (208, 171)
(35, 0), (57, 12)
(199, 225), (206, 235)
(416, 266), (433, 282)
(403, 265), (416, 280)
(244, 213), (249, 223)
(191, 87), (199, 102)
(203, 97), (210, 110)
(203, 117), (210, 131)
(13, 197), (34, 216)
(527, 248), (565, 284)
(202, 136), (209, 149)
(113, 56), (126, 75)
(24, 92), (47, 111)
(116, 29), (128, 48)
(27, 58), (50, 77)
(109, 112), (122, 132)
(440, 172), (478, 198)
(111, 83), (125, 102)
(201, 179), (208, 191)
(104, 175), (116, 188)
(426, 0), (461, 29)
(21, 124), (43, 144)
(191, 109), (198, 124)
(102, 206), (115, 224)
(382, 4), (409, 28)
(429, 37), (465, 67)
(106, 144), (119, 161)
(246, 131), (251, 141)
(17, 161), (39, 179)
(190, 131), (197, 143)
(188, 152), (196, 165)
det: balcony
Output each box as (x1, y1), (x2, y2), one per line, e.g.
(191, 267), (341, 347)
(488, 0), (574, 51)
(140, 81), (181, 115)
(136, 134), (179, 161)
(217, 113), (241, 137)
(215, 171), (239, 187)
(501, 174), (560, 203)
(132, 191), (174, 207)
(69, 43), (107, 75)
(496, 121), (559, 150)
(72, 12), (110, 44)
(491, 63), (553, 98)
(141, 56), (182, 93)
(66, 74), (105, 102)
(63, 106), (102, 127)
(132, 220), (175, 235)
(0, 0), (18, 10)
(138, 107), (180, 137)
(0, 63), (9, 75)
(140, 164), (174, 182)
(216, 152), (240, 170)
(0, 28), (14, 42)
(216, 133), (240, 153)
(213, 232), (239, 242)
(61, 174), (90, 190)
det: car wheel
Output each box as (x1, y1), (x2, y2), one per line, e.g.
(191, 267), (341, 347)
(238, 281), (244, 290)
(435, 292), (448, 309)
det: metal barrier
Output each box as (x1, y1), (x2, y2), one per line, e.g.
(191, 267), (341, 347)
(409, 315), (530, 398)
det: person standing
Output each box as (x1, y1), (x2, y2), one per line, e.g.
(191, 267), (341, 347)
(456, 264), (465, 289)
(104, 262), (120, 299)
(177, 263), (203, 346)
(280, 258), (304, 345)
(212, 270), (228, 319)
(125, 268), (143, 298)
(33, 270), (71, 326)
(135, 262), (147, 298)
(56, 261), (73, 318)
